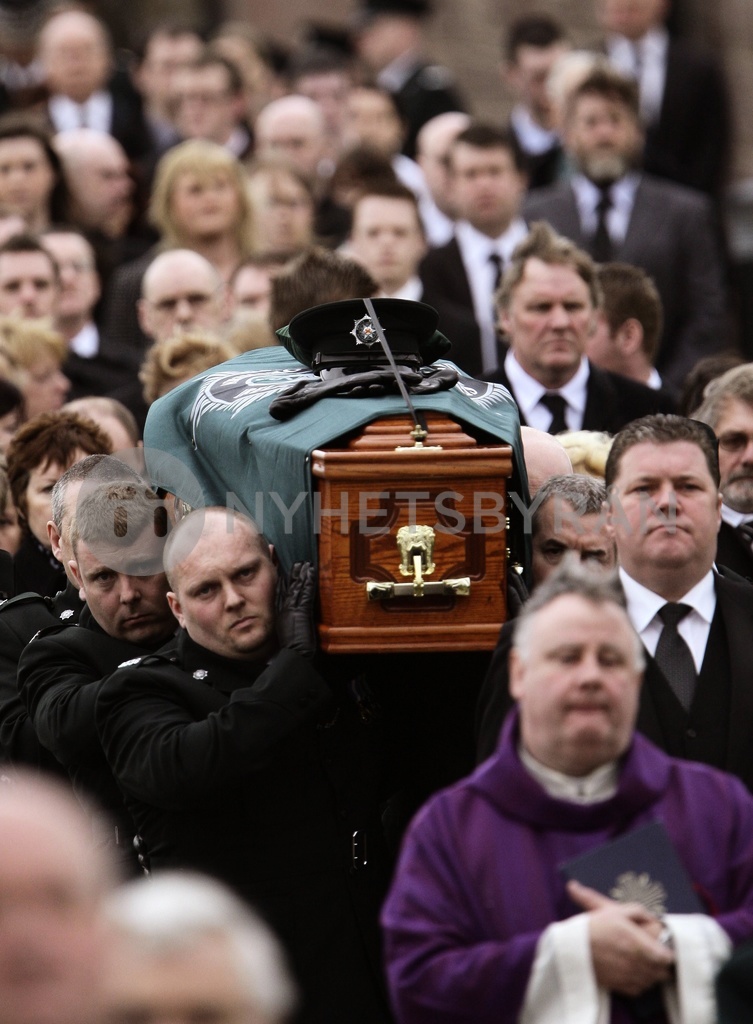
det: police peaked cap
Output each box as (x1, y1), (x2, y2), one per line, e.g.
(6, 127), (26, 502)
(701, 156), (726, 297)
(285, 298), (452, 369)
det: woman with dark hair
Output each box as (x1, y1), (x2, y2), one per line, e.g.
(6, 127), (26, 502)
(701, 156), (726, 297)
(0, 116), (69, 231)
(6, 411), (111, 596)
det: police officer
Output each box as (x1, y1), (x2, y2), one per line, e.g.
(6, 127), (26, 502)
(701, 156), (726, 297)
(19, 480), (177, 865)
(95, 507), (392, 1024)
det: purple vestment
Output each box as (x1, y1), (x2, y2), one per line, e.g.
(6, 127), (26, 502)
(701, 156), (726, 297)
(382, 711), (753, 1024)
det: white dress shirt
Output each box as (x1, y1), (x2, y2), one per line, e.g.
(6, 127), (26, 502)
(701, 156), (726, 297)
(68, 321), (100, 359)
(606, 27), (669, 125)
(720, 504), (753, 529)
(619, 566), (716, 674)
(504, 350), (589, 432)
(510, 104), (560, 156)
(386, 276), (423, 301)
(48, 91), (113, 133)
(571, 172), (641, 247)
(455, 217), (529, 373)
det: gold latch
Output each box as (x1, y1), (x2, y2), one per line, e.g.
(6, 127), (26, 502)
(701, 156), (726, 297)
(365, 523), (471, 600)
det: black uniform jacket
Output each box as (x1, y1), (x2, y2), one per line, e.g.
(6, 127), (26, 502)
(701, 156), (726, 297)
(96, 631), (392, 1024)
(19, 606), (174, 851)
(0, 581), (83, 772)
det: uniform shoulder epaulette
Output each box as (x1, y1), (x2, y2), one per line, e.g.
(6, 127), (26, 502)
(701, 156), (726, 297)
(27, 621), (76, 643)
(0, 591), (48, 613)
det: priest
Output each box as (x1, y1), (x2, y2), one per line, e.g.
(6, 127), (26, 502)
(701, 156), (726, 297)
(382, 564), (753, 1023)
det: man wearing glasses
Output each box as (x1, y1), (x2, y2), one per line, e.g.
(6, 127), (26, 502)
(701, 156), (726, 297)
(694, 364), (753, 582)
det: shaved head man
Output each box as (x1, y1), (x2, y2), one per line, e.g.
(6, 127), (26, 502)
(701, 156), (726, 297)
(54, 130), (133, 238)
(255, 96), (327, 182)
(37, 9), (112, 105)
(0, 772), (116, 1024)
(138, 250), (228, 343)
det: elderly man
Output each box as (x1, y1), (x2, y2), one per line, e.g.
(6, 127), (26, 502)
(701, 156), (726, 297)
(0, 771), (117, 1024)
(384, 566), (753, 1024)
(693, 364), (753, 581)
(103, 872), (297, 1024)
(489, 221), (672, 432)
(475, 473), (616, 760)
(138, 249), (229, 345)
(606, 413), (753, 790)
(96, 507), (392, 1024)
(37, 9), (149, 160)
(414, 111), (470, 245)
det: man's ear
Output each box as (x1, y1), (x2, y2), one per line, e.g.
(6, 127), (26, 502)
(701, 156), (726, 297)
(68, 558), (86, 602)
(167, 591), (185, 628)
(47, 520), (62, 562)
(137, 297), (153, 337)
(508, 647), (525, 701)
(614, 318), (643, 357)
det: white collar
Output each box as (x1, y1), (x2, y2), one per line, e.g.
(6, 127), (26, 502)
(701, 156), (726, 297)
(519, 745), (619, 803)
(504, 351), (589, 421)
(377, 51), (420, 92)
(510, 105), (560, 155)
(619, 566), (716, 635)
(720, 504), (753, 528)
(68, 321), (99, 359)
(384, 276), (423, 301)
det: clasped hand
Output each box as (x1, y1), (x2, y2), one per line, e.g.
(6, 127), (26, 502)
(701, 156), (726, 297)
(567, 879), (676, 997)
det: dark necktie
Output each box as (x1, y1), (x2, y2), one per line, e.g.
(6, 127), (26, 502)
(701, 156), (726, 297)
(489, 252), (503, 293)
(736, 521), (753, 551)
(540, 392), (568, 435)
(654, 603), (697, 712)
(591, 186), (613, 263)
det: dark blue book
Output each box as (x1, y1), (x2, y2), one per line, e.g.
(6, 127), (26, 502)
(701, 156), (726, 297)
(561, 820), (704, 915)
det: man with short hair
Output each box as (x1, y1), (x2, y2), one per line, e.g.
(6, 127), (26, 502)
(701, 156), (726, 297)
(255, 95), (328, 185)
(229, 254), (286, 321)
(138, 248), (229, 346)
(349, 182), (426, 299)
(172, 53), (251, 159)
(19, 480), (176, 864)
(606, 413), (753, 790)
(420, 123), (529, 375)
(0, 233), (59, 318)
(134, 23), (204, 155)
(489, 221), (671, 433)
(290, 47), (353, 164)
(414, 111), (470, 245)
(693, 364), (753, 581)
(96, 507), (392, 1024)
(596, 0), (729, 197)
(384, 565), (753, 1023)
(524, 67), (728, 392)
(103, 872), (297, 1024)
(475, 474), (616, 760)
(587, 261), (665, 389)
(54, 130), (135, 242)
(40, 227), (128, 399)
(0, 771), (117, 1024)
(36, 9), (150, 160)
(503, 14), (569, 190)
(352, 0), (465, 158)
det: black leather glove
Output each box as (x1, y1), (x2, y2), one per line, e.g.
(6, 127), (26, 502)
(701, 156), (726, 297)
(276, 562), (318, 658)
(268, 364), (459, 420)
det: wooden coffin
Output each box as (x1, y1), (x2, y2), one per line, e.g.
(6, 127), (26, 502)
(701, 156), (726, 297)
(311, 413), (514, 654)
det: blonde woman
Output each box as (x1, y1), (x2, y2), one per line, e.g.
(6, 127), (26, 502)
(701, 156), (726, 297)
(0, 318), (69, 419)
(140, 332), (236, 406)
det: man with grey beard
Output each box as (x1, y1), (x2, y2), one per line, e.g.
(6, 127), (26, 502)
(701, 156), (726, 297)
(524, 66), (728, 394)
(694, 363), (753, 582)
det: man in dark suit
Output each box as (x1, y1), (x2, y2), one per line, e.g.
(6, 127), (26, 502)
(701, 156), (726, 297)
(36, 9), (151, 162)
(502, 14), (569, 191)
(524, 67), (728, 393)
(488, 220), (672, 434)
(353, 0), (466, 159)
(420, 123), (529, 376)
(693, 364), (753, 581)
(596, 0), (730, 198)
(606, 414), (753, 792)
